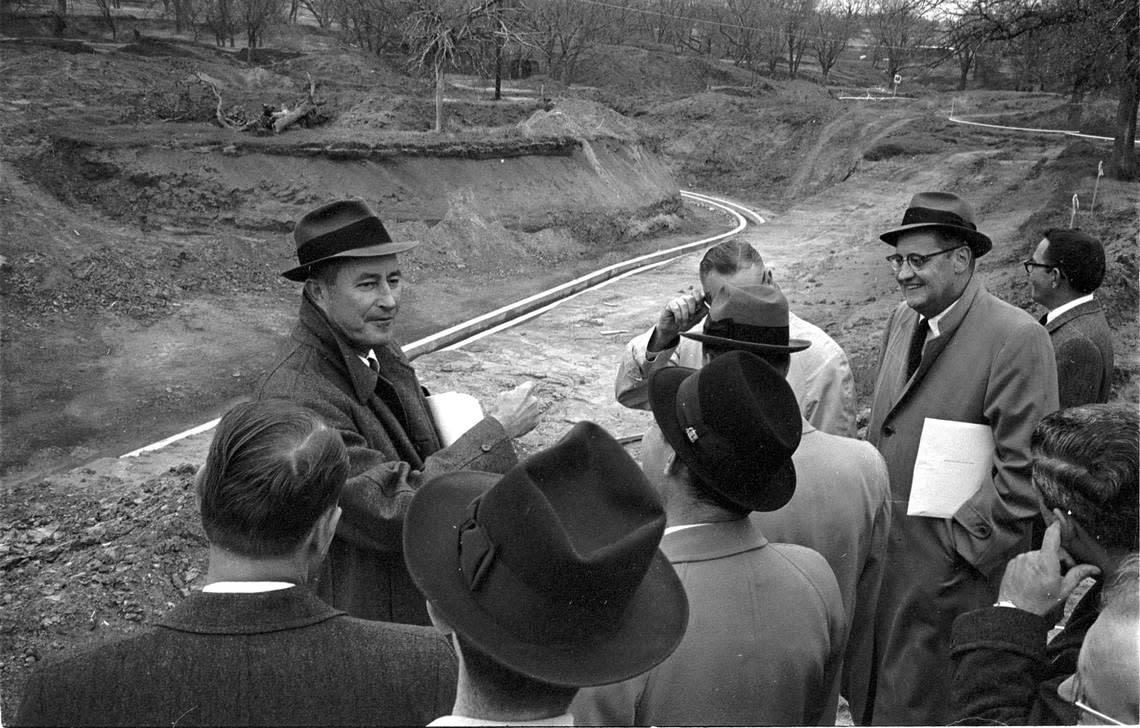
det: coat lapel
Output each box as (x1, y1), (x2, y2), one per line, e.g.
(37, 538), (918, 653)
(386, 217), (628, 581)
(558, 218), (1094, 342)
(889, 275), (981, 415)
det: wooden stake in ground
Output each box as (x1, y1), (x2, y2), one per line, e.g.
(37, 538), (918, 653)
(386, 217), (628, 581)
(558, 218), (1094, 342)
(1069, 194), (1079, 227)
(1091, 161), (1104, 212)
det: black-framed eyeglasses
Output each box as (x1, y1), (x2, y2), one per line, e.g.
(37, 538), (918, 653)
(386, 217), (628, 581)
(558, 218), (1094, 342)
(1023, 259), (1056, 274)
(885, 245), (967, 272)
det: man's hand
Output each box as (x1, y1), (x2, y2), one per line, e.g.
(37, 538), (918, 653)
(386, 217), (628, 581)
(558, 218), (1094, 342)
(647, 291), (708, 353)
(489, 381), (542, 439)
(997, 520), (1100, 616)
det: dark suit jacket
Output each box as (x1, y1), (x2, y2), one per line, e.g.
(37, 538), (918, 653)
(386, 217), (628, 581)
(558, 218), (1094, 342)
(866, 275), (1059, 724)
(15, 587), (458, 727)
(1046, 298), (1114, 408)
(256, 295), (517, 623)
(949, 581), (1099, 725)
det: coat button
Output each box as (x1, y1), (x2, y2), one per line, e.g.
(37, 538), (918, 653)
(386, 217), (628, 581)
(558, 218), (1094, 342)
(976, 523), (991, 537)
(883, 425), (895, 436)
(480, 443), (493, 452)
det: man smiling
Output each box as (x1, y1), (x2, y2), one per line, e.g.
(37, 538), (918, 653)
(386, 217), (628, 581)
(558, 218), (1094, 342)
(258, 199), (541, 625)
(865, 191), (1058, 725)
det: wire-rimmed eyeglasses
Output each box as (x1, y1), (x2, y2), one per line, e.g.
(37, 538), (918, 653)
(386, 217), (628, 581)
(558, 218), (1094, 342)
(885, 245), (967, 272)
(1061, 671), (1128, 725)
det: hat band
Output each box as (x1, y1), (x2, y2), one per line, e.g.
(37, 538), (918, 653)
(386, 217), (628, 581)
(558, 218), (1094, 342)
(674, 370), (792, 477)
(901, 206), (977, 231)
(457, 500), (640, 647)
(295, 216), (394, 268)
(703, 319), (789, 346)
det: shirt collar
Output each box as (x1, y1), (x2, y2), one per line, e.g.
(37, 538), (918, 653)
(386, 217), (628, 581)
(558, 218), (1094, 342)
(664, 522), (716, 536)
(924, 297), (959, 338)
(427, 714), (574, 726)
(358, 349), (379, 370)
(1046, 293), (1096, 323)
(201, 582), (296, 593)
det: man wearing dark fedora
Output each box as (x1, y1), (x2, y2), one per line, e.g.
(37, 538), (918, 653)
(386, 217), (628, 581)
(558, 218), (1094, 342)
(257, 199), (542, 625)
(574, 351), (846, 726)
(685, 279), (891, 726)
(865, 191), (1058, 724)
(16, 400), (458, 726)
(403, 421), (689, 726)
(615, 238), (858, 437)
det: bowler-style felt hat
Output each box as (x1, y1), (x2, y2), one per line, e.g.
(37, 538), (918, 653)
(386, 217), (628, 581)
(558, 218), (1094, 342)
(403, 421), (688, 688)
(682, 280), (811, 355)
(879, 191), (993, 257)
(648, 351), (801, 512)
(281, 199), (419, 281)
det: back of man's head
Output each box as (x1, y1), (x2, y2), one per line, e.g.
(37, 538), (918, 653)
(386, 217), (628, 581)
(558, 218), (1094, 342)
(1043, 228), (1105, 294)
(1032, 403), (1139, 551)
(198, 399), (347, 557)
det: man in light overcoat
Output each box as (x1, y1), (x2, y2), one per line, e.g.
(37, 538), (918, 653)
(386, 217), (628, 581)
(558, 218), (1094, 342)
(866, 191), (1059, 725)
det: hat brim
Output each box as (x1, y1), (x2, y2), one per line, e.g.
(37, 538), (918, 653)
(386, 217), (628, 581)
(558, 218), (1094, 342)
(879, 223), (992, 258)
(681, 332), (812, 354)
(281, 240), (420, 281)
(403, 471), (689, 688)
(649, 366), (796, 512)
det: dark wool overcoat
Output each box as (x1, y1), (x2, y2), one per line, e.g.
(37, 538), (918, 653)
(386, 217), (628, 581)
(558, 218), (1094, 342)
(1045, 297), (1114, 408)
(15, 587), (458, 726)
(866, 274), (1059, 725)
(256, 295), (517, 624)
(949, 580), (1100, 724)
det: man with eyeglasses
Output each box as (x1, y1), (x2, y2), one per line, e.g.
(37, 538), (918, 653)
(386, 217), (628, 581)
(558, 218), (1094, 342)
(949, 403), (1138, 725)
(865, 191), (1059, 725)
(1023, 228), (1114, 408)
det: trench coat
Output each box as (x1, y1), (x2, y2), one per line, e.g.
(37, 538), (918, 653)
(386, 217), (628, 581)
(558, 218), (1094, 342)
(752, 418), (891, 725)
(1045, 298), (1114, 408)
(256, 295), (517, 624)
(572, 519), (846, 726)
(865, 274), (1058, 725)
(15, 587), (458, 726)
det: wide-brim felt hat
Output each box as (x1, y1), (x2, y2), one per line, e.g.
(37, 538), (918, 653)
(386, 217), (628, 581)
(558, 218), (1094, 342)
(879, 191), (992, 257)
(403, 421), (688, 688)
(682, 279), (811, 355)
(649, 351), (801, 512)
(281, 199), (419, 281)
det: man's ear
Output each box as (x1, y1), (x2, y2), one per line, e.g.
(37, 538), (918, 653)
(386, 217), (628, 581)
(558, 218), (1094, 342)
(304, 277), (326, 307)
(310, 504), (341, 562)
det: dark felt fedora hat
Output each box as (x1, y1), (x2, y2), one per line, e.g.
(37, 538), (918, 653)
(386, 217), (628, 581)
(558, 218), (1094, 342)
(648, 351), (801, 512)
(879, 191), (992, 257)
(403, 421), (688, 688)
(281, 199), (419, 281)
(682, 280), (811, 355)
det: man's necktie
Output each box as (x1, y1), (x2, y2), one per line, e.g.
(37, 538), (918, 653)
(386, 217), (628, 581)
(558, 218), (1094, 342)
(367, 357), (380, 374)
(906, 316), (927, 379)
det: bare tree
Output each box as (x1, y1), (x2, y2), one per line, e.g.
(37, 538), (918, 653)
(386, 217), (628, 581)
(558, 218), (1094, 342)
(811, 0), (859, 82)
(952, 0), (1137, 179)
(93, 0), (117, 39)
(526, 0), (627, 83)
(403, 0), (516, 131)
(715, 0), (766, 73)
(779, 0), (816, 78)
(240, 0), (285, 61)
(863, 0), (940, 83)
(203, 0), (237, 46)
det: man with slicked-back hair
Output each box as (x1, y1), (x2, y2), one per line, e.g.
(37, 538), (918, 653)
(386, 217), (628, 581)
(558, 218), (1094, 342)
(15, 399), (458, 727)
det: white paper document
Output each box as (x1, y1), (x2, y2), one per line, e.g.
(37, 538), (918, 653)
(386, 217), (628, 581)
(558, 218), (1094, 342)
(907, 418), (995, 518)
(426, 392), (484, 447)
